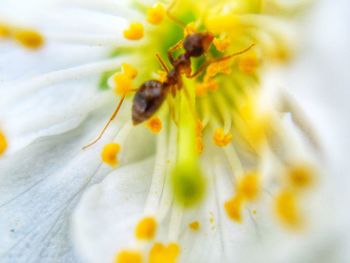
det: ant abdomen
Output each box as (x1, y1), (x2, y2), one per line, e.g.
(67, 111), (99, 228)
(132, 80), (168, 125)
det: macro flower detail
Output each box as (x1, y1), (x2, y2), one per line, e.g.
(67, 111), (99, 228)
(0, 0), (349, 263)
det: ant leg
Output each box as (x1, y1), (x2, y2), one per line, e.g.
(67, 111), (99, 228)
(82, 95), (126, 150)
(167, 0), (186, 28)
(167, 39), (184, 64)
(189, 43), (255, 79)
(156, 53), (170, 73)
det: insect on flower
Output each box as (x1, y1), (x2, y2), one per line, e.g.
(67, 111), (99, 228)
(83, 2), (254, 150)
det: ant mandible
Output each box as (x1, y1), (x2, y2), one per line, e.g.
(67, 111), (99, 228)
(83, 1), (254, 149)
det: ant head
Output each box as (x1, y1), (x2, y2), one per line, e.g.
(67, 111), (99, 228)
(184, 32), (214, 58)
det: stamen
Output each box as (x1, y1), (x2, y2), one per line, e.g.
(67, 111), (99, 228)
(101, 143), (121, 167)
(147, 3), (166, 25)
(115, 250), (142, 263)
(146, 117), (162, 134)
(121, 63), (138, 79)
(0, 24), (11, 38)
(213, 36), (230, 52)
(13, 28), (44, 49)
(135, 217), (157, 240)
(113, 73), (135, 96)
(123, 22), (144, 40)
(189, 221), (200, 231)
(274, 189), (302, 228)
(184, 22), (196, 36)
(0, 131), (8, 156)
(206, 60), (232, 78)
(224, 196), (244, 223)
(237, 172), (260, 201)
(213, 128), (233, 147)
(238, 50), (260, 74)
(149, 242), (180, 263)
(287, 164), (314, 189)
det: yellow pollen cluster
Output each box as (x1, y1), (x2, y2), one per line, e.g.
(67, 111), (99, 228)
(147, 3), (166, 25)
(101, 143), (121, 167)
(113, 63), (138, 96)
(115, 250), (142, 263)
(146, 117), (162, 134)
(184, 22), (197, 36)
(273, 164), (315, 228)
(157, 70), (168, 83)
(135, 217), (157, 240)
(123, 22), (144, 40)
(288, 165), (314, 189)
(224, 196), (244, 222)
(213, 37), (230, 52)
(213, 128), (233, 147)
(189, 221), (200, 231)
(238, 50), (259, 74)
(122, 63), (138, 79)
(237, 172), (260, 201)
(225, 172), (261, 222)
(0, 23), (44, 49)
(195, 79), (218, 97)
(274, 190), (302, 228)
(149, 243), (180, 263)
(206, 60), (232, 78)
(13, 29), (44, 49)
(0, 131), (8, 156)
(0, 24), (11, 38)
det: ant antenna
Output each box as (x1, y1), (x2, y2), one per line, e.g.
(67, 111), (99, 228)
(82, 95), (126, 150)
(167, 0), (186, 28)
(189, 43), (256, 79)
(156, 53), (170, 73)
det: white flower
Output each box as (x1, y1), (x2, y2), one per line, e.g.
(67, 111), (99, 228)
(0, 0), (349, 263)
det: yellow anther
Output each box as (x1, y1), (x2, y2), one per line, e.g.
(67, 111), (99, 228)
(238, 172), (260, 201)
(122, 63), (138, 79)
(149, 243), (180, 263)
(147, 3), (166, 25)
(184, 22), (196, 36)
(13, 29), (44, 49)
(101, 143), (121, 167)
(213, 128), (233, 147)
(113, 73), (134, 96)
(0, 24), (11, 38)
(195, 120), (203, 136)
(115, 250), (142, 263)
(196, 136), (204, 154)
(238, 50), (259, 74)
(123, 22), (144, 40)
(189, 221), (200, 231)
(135, 217), (157, 240)
(206, 60), (231, 78)
(213, 37), (230, 52)
(0, 131), (8, 156)
(288, 165), (314, 189)
(157, 70), (167, 83)
(146, 117), (162, 134)
(195, 83), (208, 97)
(196, 79), (218, 96)
(274, 190), (302, 228)
(224, 196), (244, 222)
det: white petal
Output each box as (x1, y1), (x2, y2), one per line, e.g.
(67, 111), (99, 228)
(72, 157), (155, 263)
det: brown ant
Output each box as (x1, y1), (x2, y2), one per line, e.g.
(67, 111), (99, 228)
(83, 3), (254, 149)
